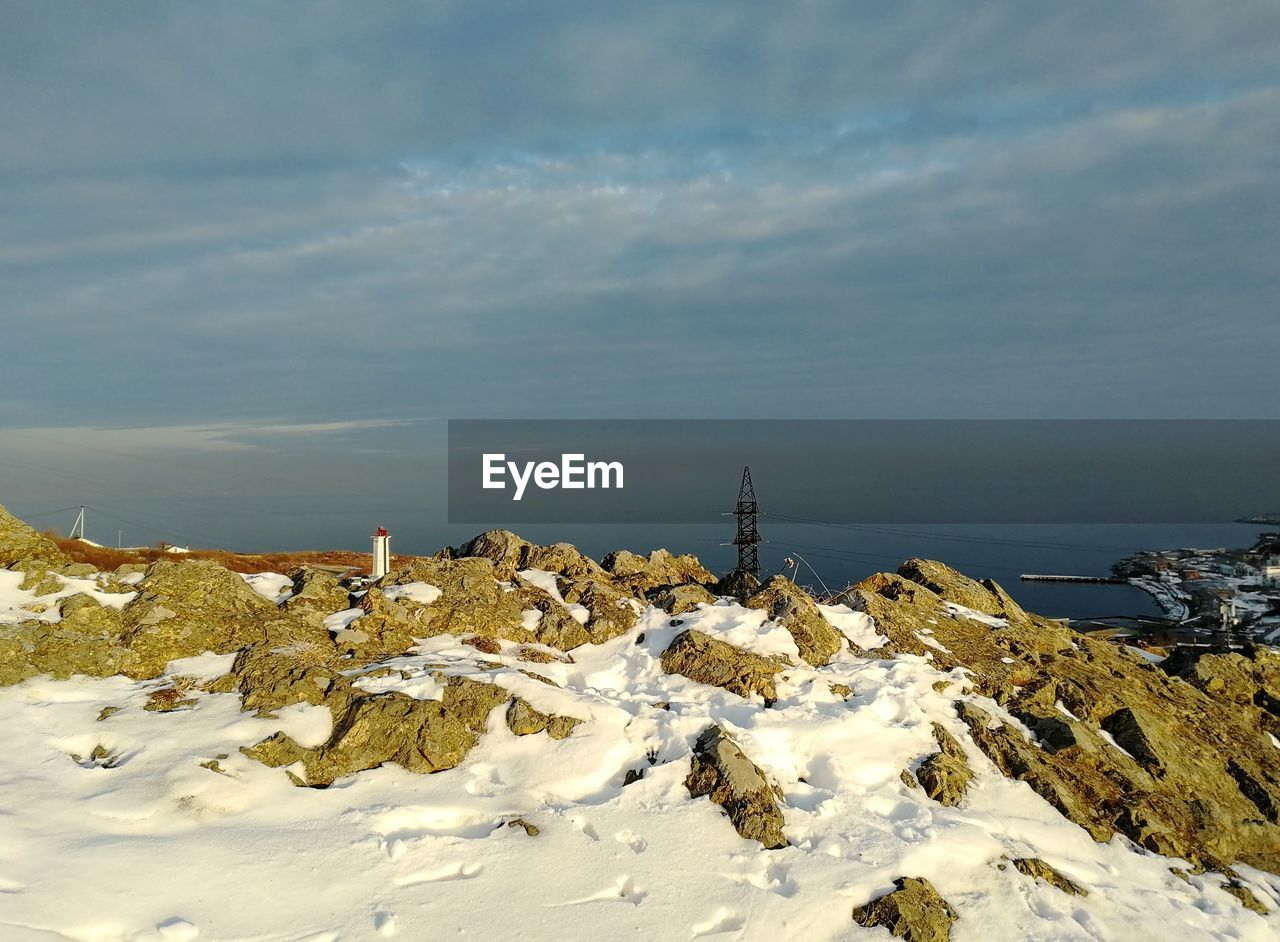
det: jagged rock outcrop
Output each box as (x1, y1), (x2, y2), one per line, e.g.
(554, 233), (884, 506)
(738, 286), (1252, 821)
(0, 602), (139, 685)
(283, 567), (349, 613)
(851, 877), (958, 942)
(650, 583), (717, 615)
(244, 676), (581, 786)
(603, 548), (715, 594)
(1010, 858), (1087, 896)
(209, 642), (351, 715)
(685, 725), (787, 849)
(846, 558), (1280, 873)
(660, 630), (786, 702)
(559, 578), (639, 643)
(1162, 646), (1280, 736)
(506, 698), (582, 739)
(745, 576), (842, 666)
(0, 503), (69, 572)
(119, 560), (326, 676)
(913, 724), (973, 807)
(714, 569), (761, 601)
(453, 530), (607, 582)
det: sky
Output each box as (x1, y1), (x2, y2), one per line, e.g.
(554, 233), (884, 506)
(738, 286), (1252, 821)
(1, 2), (1278, 555)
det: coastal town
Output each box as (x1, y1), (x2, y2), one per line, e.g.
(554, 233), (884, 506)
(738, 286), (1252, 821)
(1109, 531), (1280, 648)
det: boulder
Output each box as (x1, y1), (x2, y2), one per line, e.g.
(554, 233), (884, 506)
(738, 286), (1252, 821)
(453, 530), (607, 582)
(0, 503), (69, 572)
(244, 676), (510, 785)
(913, 724), (973, 806)
(660, 630), (786, 702)
(376, 557), (535, 643)
(284, 567), (349, 613)
(603, 549), (715, 594)
(210, 642), (350, 715)
(0, 610), (139, 686)
(650, 583), (717, 615)
(685, 725), (787, 849)
(745, 576), (842, 666)
(243, 676), (580, 786)
(505, 698), (582, 740)
(1010, 858), (1087, 896)
(714, 569), (761, 601)
(851, 877), (958, 942)
(120, 560), (325, 676)
(559, 579), (640, 643)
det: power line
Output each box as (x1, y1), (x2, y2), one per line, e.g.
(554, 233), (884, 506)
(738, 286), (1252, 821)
(767, 513), (1138, 553)
(766, 539), (1031, 578)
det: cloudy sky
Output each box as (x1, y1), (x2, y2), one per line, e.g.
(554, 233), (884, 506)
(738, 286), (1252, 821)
(1, 2), (1277, 551)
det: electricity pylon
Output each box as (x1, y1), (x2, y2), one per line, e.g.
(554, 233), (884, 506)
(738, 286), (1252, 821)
(731, 466), (762, 577)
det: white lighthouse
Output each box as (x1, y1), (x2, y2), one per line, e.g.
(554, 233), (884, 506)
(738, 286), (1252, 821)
(371, 526), (391, 579)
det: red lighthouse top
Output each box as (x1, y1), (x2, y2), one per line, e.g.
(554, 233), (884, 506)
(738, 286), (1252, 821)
(374, 526), (389, 537)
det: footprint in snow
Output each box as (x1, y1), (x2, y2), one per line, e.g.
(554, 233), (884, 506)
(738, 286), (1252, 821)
(394, 862), (484, 886)
(373, 911), (397, 937)
(615, 830), (647, 854)
(691, 908), (745, 936)
(156, 917), (199, 941)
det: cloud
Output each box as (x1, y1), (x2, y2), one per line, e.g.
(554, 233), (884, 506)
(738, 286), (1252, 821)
(0, 419), (417, 455)
(1, 3), (1277, 434)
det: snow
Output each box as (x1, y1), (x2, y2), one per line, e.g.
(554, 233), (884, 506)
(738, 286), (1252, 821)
(0, 569), (136, 625)
(324, 607), (364, 633)
(519, 568), (591, 623)
(817, 603), (885, 650)
(382, 581), (443, 606)
(239, 571), (294, 604)
(0, 581), (1274, 940)
(1125, 645), (1167, 664)
(942, 601), (1008, 628)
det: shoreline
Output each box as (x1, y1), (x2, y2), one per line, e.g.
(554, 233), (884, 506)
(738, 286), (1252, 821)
(1127, 575), (1191, 621)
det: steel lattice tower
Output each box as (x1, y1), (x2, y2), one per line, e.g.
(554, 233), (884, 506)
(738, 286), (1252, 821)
(732, 466), (762, 577)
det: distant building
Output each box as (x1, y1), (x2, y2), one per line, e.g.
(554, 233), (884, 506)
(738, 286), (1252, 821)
(1265, 554), (1280, 588)
(372, 526), (391, 579)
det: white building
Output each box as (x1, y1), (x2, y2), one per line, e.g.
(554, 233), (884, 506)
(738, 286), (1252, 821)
(1265, 554), (1280, 588)
(371, 526), (391, 579)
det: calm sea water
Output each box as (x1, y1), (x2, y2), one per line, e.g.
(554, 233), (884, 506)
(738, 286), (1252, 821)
(35, 494), (1267, 621)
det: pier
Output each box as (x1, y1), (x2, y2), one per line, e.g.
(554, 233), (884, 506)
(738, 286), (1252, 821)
(1020, 573), (1125, 584)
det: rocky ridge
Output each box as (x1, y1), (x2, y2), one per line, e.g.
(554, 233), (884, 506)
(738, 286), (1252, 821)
(2, 504), (1279, 934)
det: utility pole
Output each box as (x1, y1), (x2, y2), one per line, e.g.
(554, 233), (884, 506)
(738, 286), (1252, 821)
(69, 506), (85, 541)
(731, 466), (762, 577)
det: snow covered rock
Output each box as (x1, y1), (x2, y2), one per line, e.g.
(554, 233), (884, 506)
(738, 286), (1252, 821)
(1009, 857), (1088, 896)
(746, 576), (843, 666)
(559, 578), (639, 642)
(660, 629), (786, 702)
(686, 725), (787, 849)
(850, 559), (1280, 874)
(651, 582), (717, 615)
(851, 876), (958, 942)
(244, 674), (582, 786)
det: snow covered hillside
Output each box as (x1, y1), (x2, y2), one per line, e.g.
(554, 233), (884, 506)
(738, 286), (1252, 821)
(0, 513), (1277, 941)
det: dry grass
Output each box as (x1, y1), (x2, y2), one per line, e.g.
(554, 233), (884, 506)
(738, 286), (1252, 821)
(47, 532), (420, 576)
(461, 635), (503, 655)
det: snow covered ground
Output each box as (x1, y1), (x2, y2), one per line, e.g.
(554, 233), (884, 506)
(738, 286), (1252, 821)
(0, 577), (1276, 941)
